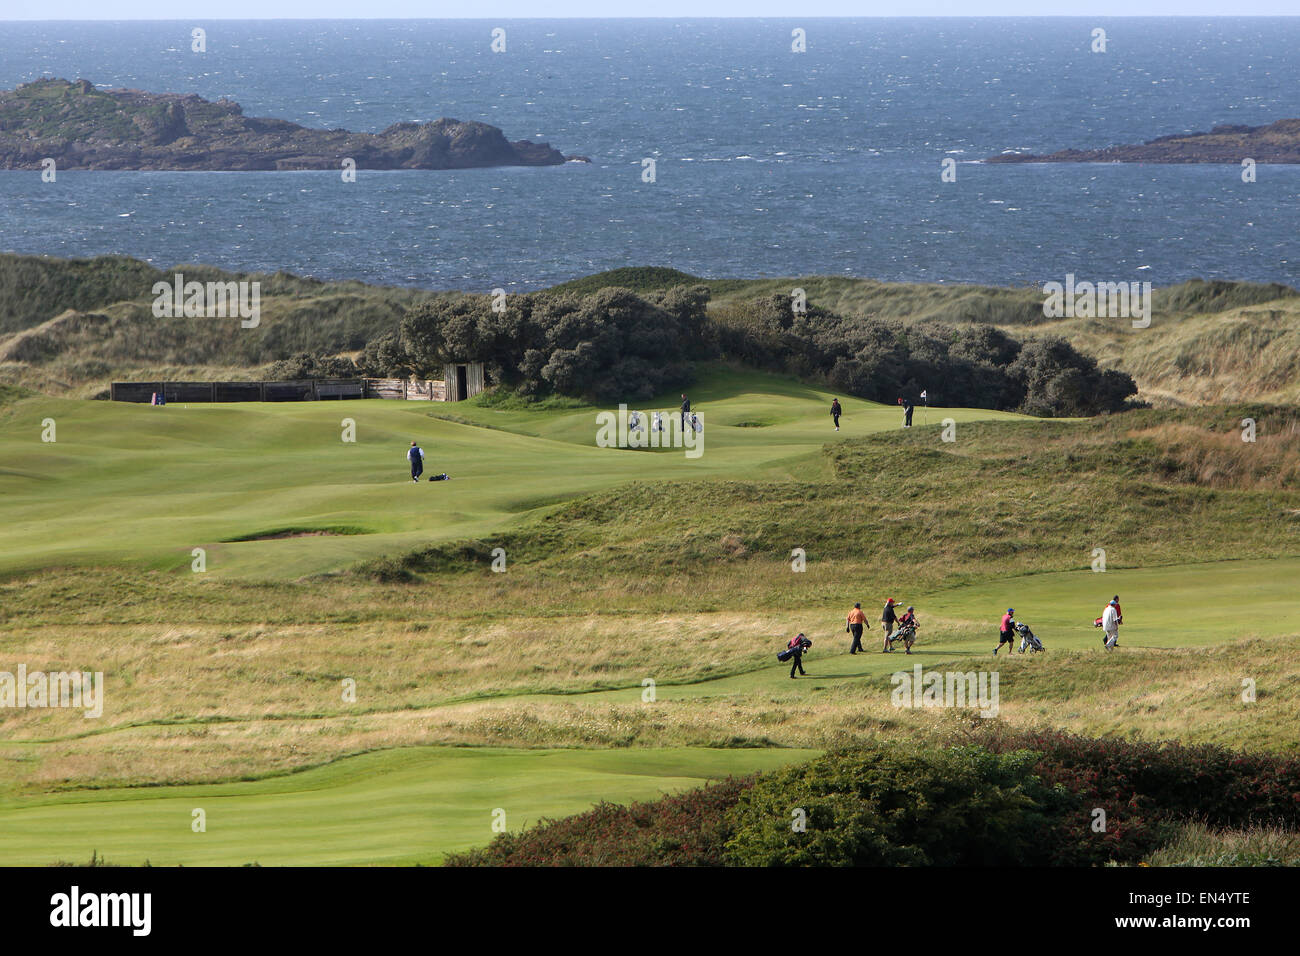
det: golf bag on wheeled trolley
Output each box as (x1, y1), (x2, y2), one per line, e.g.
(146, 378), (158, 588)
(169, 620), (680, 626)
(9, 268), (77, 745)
(1014, 621), (1043, 653)
(886, 623), (918, 654)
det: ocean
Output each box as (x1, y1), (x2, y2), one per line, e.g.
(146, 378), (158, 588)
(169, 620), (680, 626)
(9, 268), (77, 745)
(1, 17), (1297, 290)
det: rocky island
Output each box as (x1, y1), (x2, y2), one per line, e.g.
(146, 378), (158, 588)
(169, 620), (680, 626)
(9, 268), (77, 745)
(0, 78), (579, 171)
(987, 118), (1300, 165)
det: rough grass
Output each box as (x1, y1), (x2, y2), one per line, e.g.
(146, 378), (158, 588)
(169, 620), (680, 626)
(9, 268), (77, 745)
(1146, 823), (1300, 866)
(363, 403), (1300, 606)
(4, 623), (1296, 792)
(1130, 421), (1300, 488)
(0, 252), (447, 396)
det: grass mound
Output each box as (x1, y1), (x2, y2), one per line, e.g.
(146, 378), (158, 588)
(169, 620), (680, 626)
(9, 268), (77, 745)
(545, 266), (705, 297)
(362, 404), (1300, 602)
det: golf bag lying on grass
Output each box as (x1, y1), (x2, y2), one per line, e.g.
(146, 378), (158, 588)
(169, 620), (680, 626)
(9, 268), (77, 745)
(777, 637), (812, 662)
(886, 624), (918, 654)
(428, 473), (451, 481)
(1015, 621), (1043, 653)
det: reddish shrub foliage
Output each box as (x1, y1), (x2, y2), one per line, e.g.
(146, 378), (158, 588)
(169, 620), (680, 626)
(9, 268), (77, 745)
(983, 730), (1300, 865)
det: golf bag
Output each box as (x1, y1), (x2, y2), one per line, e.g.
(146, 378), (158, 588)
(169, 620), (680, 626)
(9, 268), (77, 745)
(1095, 615), (1119, 646)
(428, 473), (450, 481)
(886, 623), (918, 653)
(1015, 621), (1043, 653)
(777, 636), (812, 662)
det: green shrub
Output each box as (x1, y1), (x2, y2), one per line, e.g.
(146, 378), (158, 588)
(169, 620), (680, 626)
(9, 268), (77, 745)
(725, 745), (1060, 866)
(445, 776), (754, 867)
(712, 295), (1137, 417)
(398, 285), (707, 402)
(265, 351), (359, 380)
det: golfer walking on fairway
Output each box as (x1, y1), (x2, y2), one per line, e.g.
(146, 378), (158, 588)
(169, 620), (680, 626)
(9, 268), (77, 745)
(846, 602), (868, 654)
(408, 440), (425, 482)
(881, 598), (899, 652)
(785, 633), (811, 678)
(1101, 599), (1121, 649)
(994, 608), (1016, 655)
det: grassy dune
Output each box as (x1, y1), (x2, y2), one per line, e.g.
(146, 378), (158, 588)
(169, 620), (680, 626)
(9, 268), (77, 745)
(2, 254), (1297, 406)
(0, 252), (442, 398)
(1038, 302), (1300, 406)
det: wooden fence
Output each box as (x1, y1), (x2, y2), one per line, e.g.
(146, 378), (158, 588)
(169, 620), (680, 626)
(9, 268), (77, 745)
(363, 378), (447, 401)
(110, 378), (448, 404)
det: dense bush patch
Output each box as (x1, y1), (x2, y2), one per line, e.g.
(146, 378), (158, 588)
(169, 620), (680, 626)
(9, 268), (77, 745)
(389, 286), (707, 403)
(366, 284), (1136, 416)
(711, 293), (1137, 417)
(446, 731), (1300, 866)
(726, 746), (1061, 866)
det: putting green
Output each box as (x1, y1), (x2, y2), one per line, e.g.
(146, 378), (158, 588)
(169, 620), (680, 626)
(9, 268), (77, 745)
(0, 367), (1025, 579)
(0, 746), (817, 866)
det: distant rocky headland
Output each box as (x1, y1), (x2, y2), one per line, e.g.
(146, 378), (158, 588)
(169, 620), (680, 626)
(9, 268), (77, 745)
(987, 118), (1300, 165)
(0, 78), (581, 171)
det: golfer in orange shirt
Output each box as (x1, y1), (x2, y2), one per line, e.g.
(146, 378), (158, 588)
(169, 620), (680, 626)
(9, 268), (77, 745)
(846, 602), (869, 654)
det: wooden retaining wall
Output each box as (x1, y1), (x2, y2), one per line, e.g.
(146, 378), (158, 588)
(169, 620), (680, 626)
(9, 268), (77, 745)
(364, 378), (447, 401)
(109, 378), (450, 403)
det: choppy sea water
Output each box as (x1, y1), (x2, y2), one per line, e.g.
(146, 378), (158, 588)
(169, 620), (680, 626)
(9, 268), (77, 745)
(1, 18), (1297, 290)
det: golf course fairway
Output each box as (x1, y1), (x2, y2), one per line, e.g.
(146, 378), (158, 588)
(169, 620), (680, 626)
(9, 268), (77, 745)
(0, 747), (817, 866)
(2, 369), (1297, 865)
